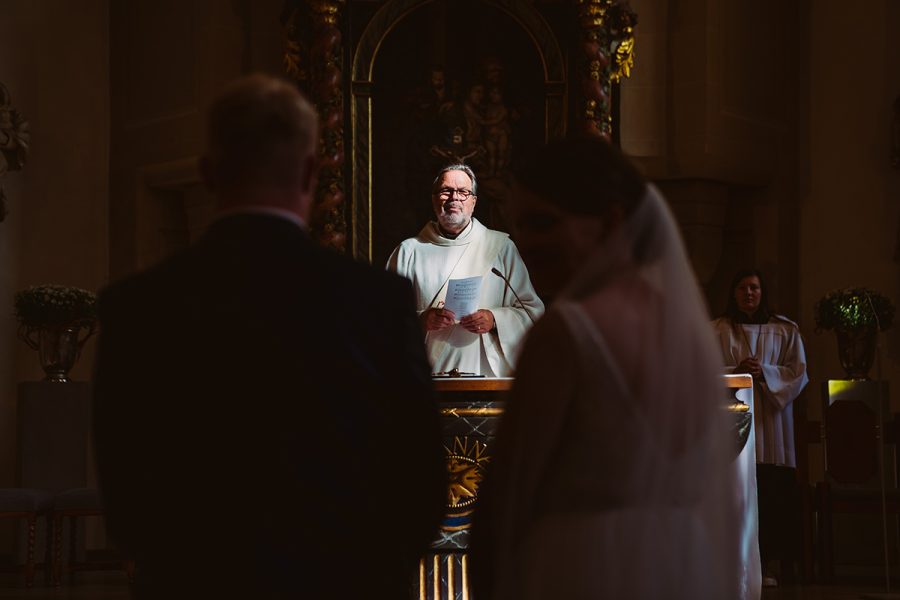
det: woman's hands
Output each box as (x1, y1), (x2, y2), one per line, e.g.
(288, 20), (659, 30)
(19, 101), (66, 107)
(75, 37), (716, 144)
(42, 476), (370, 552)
(735, 357), (762, 379)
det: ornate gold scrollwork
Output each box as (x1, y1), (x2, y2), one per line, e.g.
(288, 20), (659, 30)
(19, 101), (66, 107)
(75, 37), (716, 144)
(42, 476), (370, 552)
(308, 0), (342, 25)
(610, 26), (635, 83)
(282, 0), (347, 251)
(283, 37), (306, 82)
(575, 0), (609, 29)
(573, 0), (637, 138)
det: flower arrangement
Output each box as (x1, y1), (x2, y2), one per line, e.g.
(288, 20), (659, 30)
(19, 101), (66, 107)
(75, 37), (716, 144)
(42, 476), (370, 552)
(14, 284), (97, 329)
(814, 287), (895, 332)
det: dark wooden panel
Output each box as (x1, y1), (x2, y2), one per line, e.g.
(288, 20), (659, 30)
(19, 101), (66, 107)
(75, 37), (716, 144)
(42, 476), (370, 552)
(124, 0), (198, 127)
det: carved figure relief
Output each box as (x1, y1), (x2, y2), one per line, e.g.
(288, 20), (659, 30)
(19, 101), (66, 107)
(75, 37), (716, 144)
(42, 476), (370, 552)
(285, 0), (633, 260)
(369, 2), (546, 265)
(0, 83), (30, 222)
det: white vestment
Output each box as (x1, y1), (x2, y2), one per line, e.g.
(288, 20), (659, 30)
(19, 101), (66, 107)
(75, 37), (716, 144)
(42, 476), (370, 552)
(387, 218), (543, 376)
(712, 317), (809, 467)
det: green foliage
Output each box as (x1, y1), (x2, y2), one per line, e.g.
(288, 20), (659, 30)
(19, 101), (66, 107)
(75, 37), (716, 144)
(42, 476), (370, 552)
(14, 284), (97, 328)
(814, 287), (895, 332)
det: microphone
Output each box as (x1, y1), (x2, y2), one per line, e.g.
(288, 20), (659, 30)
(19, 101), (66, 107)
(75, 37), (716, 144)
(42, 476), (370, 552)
(491, 267), (536, 325)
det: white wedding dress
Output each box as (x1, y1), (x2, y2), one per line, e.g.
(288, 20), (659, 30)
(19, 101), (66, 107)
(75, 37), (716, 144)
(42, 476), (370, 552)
(473, 186), (742, 599)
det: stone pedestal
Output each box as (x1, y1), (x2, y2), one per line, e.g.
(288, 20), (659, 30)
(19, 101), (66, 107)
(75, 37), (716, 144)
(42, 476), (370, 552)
(16, 381), (92, 565)
(17, 381), (91, 493)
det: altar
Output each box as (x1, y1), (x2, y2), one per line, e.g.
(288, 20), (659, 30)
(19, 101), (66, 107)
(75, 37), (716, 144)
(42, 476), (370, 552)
(416, 374), (759, 600)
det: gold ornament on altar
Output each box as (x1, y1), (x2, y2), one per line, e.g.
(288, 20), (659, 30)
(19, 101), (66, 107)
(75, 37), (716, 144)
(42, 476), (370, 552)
(441, 436), (491, 532)
(447, 456), (480, 508)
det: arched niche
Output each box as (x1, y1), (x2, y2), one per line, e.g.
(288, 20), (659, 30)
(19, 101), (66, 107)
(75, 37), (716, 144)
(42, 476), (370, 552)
(350, 0), (565, 264)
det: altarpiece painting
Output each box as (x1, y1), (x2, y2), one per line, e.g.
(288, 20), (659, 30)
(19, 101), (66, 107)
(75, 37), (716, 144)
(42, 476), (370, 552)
(282, 0), (635, 263)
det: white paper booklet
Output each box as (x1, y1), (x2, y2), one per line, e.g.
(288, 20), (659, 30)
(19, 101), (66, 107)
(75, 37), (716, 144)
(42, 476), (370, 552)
(443, 275), (483, 320)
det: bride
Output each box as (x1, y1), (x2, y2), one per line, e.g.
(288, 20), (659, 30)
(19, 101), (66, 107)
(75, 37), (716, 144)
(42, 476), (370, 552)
(470, 136), (742, 599)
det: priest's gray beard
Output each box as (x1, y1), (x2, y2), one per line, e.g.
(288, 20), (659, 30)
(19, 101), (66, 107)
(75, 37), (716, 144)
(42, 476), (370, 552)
(438, 202), (470, 231)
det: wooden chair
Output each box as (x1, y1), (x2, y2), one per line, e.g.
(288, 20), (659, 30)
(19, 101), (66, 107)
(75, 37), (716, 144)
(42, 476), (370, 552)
(52, 488), (134, 586)
(815, 380), (900, 582)
(0, 488), (53, 587)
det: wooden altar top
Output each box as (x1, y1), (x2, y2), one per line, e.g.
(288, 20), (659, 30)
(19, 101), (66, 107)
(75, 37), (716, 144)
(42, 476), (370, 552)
(432, 377), (514, 392)
(723, 374), (753, 389)
(432, 374), (752, 393)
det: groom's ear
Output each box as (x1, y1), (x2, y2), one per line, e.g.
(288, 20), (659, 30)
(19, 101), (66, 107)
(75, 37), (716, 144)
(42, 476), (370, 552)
(601, 204), (625, 238)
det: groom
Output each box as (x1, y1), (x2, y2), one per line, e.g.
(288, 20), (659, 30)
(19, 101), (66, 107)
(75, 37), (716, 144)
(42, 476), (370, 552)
(92, 74), (445, 599)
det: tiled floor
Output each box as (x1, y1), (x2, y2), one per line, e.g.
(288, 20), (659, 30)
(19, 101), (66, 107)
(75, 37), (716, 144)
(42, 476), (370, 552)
(0, 572), (132, 599)
(0, 571), (900, 600)
(763, 585), (900, 599)
(0, 574), (897, 599)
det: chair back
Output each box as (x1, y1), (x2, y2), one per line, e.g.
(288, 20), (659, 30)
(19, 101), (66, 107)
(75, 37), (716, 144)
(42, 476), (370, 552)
(822, 380), (893, 488)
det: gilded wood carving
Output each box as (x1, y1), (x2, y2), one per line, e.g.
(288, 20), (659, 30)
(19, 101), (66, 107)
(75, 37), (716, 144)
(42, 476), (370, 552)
(282, 0), (636, 256)
(0, 83), (30, 222)
(283, 0), (348, 251)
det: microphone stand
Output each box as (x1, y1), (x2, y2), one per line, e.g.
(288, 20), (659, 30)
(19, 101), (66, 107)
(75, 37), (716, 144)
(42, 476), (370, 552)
(490, 267), (536, 325)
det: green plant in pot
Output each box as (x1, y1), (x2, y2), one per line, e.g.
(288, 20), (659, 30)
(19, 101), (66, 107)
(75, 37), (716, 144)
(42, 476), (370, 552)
(14, 284), (97, 382)
(814, 287), (895, 380)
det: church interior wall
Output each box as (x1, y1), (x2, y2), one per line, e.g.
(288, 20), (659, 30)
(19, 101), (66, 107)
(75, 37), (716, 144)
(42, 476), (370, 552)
(800, 0), (900, 470)
(0, 0), (110, 482)
(621, 0), (804, 324)
(0, 0), (110, 550)
(1, 0), (899, 572)
(792, 0), (900, 570)
(108, 0), (284, 281)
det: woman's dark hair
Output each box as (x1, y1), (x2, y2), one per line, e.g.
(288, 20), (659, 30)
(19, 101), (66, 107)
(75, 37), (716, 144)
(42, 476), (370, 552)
(722, 268), (772, 324)
(513, 135), (646, 217)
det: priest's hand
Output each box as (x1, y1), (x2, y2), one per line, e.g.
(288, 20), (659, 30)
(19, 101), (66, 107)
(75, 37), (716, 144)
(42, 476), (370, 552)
(460, 310), (495, 335)
(735, 357), (762, 379)
(422, 307), (456, 332)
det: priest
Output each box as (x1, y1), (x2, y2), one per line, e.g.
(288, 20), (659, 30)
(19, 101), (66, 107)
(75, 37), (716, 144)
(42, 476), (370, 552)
(388, 164), (543, 376)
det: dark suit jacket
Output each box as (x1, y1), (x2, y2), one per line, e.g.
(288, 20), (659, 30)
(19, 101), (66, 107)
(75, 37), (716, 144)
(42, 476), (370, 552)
(92, 213), (445, 599)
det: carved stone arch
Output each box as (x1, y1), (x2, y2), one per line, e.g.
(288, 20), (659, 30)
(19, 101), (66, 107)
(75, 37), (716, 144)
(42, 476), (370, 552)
(351, 0), (564, 83)
(349, 0), (566, 262)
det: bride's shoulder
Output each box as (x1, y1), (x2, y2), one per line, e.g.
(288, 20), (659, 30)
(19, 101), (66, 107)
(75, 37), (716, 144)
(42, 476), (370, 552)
(581, 278), (656, 324)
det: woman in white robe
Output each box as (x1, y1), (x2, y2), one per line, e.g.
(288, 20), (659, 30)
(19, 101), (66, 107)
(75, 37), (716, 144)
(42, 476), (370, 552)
(470, 137), (740, 599)
(712, 269), (809, 586)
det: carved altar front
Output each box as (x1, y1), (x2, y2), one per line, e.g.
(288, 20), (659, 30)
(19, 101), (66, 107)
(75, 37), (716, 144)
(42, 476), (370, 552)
(425, 377), (509, 600)
(421, 374), (756, 600)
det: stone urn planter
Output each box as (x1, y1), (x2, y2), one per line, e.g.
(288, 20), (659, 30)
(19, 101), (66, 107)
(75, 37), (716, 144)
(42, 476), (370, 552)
(18, 323), (96, 382)
(14, 285), (98, 382)
(834, 327), (878, 380)
(815, 287), (894, 381)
